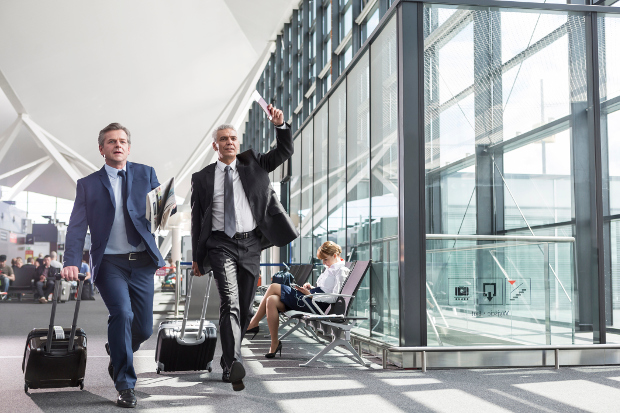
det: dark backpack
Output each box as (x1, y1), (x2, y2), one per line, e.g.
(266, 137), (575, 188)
(271, 264), (294, 287)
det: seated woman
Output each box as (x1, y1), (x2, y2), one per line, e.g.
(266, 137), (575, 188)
(246, 241), (349, 358)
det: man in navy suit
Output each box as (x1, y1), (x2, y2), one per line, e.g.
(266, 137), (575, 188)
(62, 123), (164, 408)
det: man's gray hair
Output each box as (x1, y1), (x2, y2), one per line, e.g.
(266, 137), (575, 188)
(212, 124), (236, 143)
(98, 123), (132, 147)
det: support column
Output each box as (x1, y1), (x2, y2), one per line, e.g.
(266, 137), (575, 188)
(302, 0), (310, 120)
(171, 226), (182, 268)
(569, 12), (605, 342)
(398, 1), (426, 347)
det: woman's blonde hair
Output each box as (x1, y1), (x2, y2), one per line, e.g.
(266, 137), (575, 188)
(316, 241), (342, 259)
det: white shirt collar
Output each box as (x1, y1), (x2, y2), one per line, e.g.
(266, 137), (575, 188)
(216, 158), (237, 172)
(328, 260), (345, 270)
(104, 163), (126, 178)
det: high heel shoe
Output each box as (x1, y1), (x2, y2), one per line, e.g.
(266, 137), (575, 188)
(245, 326), (259, 340)
(265, 341), (282, 358)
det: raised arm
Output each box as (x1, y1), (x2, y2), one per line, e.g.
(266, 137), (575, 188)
(254, 105), (293, 173)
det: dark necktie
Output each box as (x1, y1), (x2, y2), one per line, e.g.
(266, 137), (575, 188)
(117, 170), (141, 247)
(224, 165), (236, 238)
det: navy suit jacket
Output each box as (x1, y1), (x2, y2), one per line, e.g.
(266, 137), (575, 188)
(63, 162), (165, 282)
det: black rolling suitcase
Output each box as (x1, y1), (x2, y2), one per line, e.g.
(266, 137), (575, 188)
(155, 271), (217, 374)
(22, 273), (88, 393)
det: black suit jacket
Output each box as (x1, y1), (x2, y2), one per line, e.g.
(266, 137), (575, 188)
(191, 125), (298, 274)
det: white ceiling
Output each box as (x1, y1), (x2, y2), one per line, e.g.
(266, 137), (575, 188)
(0, 0), (296, 201)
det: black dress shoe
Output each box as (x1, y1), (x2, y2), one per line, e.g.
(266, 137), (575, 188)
(117, 388), (137, 408)
(229, 360), (245, 391)
(105, 343), (114, 381)
(245, 326), (259, 340)
(222, 370), (231, 383)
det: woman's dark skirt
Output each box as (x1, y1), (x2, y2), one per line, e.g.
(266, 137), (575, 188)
(280, 285), (329, 313)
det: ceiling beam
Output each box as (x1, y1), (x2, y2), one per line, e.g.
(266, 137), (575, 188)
(39, 127), (98, 172)
(0, 117), (23, 165)
(0, 69), (27, 114)
(21, 115), (82, 184)
(5, 158), (54, 200)
(0, 156), (50, 181)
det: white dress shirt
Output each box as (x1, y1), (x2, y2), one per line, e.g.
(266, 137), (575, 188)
(315, 260), (349, 303)
(211, 159), (257, 234)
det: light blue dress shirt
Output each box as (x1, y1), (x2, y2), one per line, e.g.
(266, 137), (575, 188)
(103, 163), (145, 255)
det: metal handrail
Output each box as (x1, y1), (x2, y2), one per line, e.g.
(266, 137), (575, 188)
(426, 234), (575, 242)
(387, 344), (620, 372)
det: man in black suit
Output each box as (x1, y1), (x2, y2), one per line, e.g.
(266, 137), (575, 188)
(191, 105), (297, 391)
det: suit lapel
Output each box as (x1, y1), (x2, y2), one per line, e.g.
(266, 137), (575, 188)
(98, 166), (116, 210)
(126, 161), (133, 208)
(205, 163), (215, 204)
(236, 160), (249, 197)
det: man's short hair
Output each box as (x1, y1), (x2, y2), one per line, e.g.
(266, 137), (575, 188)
(44, 255), (51, 260)
(98, 123), (132, 147)
(26, 257), (34, 264)
(212, 124), (236, 143)
(0, 255), (6, 262)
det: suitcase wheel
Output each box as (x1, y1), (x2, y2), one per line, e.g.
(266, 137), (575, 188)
(79, 380), (84, 390)
(24, 383), (28, 394)
(208, 366), (212, 372)
(156, 367), (161, 375)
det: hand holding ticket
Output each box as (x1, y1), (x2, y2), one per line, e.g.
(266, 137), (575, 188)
(251, 90), (272, 121)
(251, 91), (284, 126)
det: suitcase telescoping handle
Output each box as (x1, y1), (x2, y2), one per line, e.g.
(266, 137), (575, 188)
(196, 271), (213, 340)
(45, 273), (86, 353)
(178, 270), (212, 343)
(68, 273), (87, 351)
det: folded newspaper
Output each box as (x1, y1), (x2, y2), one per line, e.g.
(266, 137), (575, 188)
(146, 177), (177, 232)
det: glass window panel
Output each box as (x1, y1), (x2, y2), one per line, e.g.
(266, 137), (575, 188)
(601, 14), (620, 331)
(502, 37), (570, 140)
(328, 81), (347, 250)
(347, 51), (370, 335)
(424, 5), (582, 346)
(370, 17), (399, 344)
(301, 123), (314, 263)
(343, 3), (353, 38)
(437, 22), (473, 105)
(501, 12), (567, 64)
(314, 103), (329, 285)
(290, 137), (302, 263)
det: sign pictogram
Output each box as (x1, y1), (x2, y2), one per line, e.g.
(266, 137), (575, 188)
(448, 278), (474, 305)
(507, 278), (531, 305)
(478, 278), (504, 305)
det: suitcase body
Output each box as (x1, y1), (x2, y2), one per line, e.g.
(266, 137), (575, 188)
(22, 273), (88, 393)
(155, 320), (216, 373)
(23, 327), (87, 390)
(155, 271), (217, 373)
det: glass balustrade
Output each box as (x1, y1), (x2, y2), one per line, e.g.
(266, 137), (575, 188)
(426, 234), (576, 346)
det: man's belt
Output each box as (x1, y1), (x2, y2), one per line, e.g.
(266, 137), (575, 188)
(108, 251), (150, 261)
(213, 229), (257, 240)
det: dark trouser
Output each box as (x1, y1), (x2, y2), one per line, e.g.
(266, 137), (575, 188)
(207, 231), (261, 371)
(1, 275), (9, 293)
(36, 279), (55, 298)
(95, 253), (157, 391)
